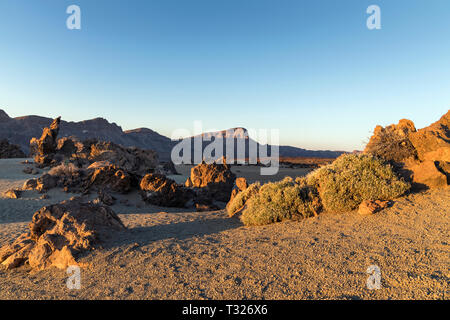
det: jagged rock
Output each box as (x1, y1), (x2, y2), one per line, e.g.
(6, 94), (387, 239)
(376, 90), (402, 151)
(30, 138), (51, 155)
(409, 111), (450, 162)
(0, 199), (125, 270)
(185, 178), (193, 187)
(35, 174), (57, 193)
(235, 177), (249, 191)
(365, 111), (450, 189)
(186, 161), (236, 202)
(364, 119), (417, 162)
(96, 190), (115, 206)
(358, 200), (390, 215)
(56, 137), (78, 156)
(227, 177), (249, 210)
(87, 141), (158, 176)
(0, 139), (26, 159)
(23, 179), (38, 190)
(30, 117), (61, 165)
(4, 189), (21, 199)
(87, 164), (132, 194)
(140, 173), (192, 207)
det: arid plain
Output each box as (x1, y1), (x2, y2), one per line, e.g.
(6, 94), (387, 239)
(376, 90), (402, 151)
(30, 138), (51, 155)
(0, 158), (448, 299)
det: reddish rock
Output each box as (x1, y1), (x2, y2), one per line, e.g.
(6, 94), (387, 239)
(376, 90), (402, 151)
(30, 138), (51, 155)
(4, 189), (21, 199)
(56, 137), (78, 156)
(23, 178), (38, 190)
(0, 199), (125, 270)
(227, 177), (249, 209)
(235, 177), (248, 191)
(358, 200), (390, 215)
(30, 117), (61, 165)
(405, 160), (448, 189)
(186, 161), (236, 202)
(409, 111), (450, 162)
(365, 111), (450, 189)
(87, 164), (132, 194)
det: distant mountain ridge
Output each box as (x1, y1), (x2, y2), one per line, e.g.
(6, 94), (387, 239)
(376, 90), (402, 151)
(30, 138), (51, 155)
(0, 109), (345, 161)
(183, 127), (345, 161)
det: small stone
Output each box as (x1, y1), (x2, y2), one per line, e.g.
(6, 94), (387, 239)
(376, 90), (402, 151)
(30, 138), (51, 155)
(358, 200), (390, 215)
(4, 189), (21, 199)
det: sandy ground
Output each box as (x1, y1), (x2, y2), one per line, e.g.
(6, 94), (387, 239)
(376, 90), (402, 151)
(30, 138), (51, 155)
(0, 159), (448, 300)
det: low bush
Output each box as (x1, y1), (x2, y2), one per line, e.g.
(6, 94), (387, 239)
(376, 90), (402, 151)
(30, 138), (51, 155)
(307, 154), (410, 213)
(240, 177), (321, 226)
(226, 182), (260, 217)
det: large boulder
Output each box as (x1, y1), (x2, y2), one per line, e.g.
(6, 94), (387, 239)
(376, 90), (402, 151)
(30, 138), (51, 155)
(404, 160), (448, 189)
(140, 173), (192, 207)
(0, 139), (26, 159)
(365, 111), (450, 189)
(30, 117), (61, 165)
(56, 137), (80, 157)
(86, 141), (158, 176)
(0, 199), (125, 270)
(409, 111), (450, 162)
(87, 164), (132, 194)
(185, 161), (236, 202)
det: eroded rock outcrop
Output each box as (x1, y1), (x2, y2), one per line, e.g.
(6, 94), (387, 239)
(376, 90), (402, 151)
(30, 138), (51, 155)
(185, 160), (236, 202)
(0, 199), (125, 270)
(365, 110), (450, 189)
(29, 118), (159, 176)
(140, 173), (192, 207)
(227, 177), (248, 209)
(30, 117), (61, 166)
(0, 139), (26, 159)
(85, 140), (158, 176)
(87, 163), (132, 194)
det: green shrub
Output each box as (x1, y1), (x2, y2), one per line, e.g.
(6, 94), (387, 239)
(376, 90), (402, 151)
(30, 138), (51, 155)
(226, 182), (260, 217)
(240, 177), (321, 226)
(307, 154), (410, 213)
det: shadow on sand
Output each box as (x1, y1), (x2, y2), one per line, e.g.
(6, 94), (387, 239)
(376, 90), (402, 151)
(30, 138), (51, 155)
(105, 215), (243, 249)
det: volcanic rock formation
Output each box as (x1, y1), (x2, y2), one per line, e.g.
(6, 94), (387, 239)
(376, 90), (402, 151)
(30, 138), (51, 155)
(0, 199), (125, 270)
(0, 139), (26, 159)
(365, 110), (450, 189)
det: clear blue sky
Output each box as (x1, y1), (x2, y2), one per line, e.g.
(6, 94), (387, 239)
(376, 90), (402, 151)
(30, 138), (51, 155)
(0, 0), (449, 151)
